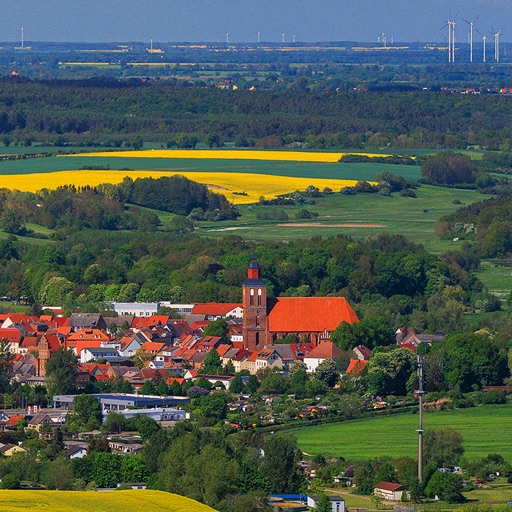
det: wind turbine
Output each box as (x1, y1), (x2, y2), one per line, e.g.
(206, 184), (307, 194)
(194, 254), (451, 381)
(482, 34), (488, 63)
(462, 16), (478, 62)
(492, 27), (503, 62)
(442, 17), (456, 63)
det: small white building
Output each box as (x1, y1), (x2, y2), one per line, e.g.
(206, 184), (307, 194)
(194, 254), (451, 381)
(374, 481), (407, 501)
(111, 302), (159, 317)
(307, 495), (345, 512)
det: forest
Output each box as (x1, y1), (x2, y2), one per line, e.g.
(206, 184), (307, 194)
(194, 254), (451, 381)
(4, 77), (512, 150)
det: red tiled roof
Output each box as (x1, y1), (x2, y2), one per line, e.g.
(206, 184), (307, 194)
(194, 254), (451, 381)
(166, 377), (185, 386)
(71, 340), (102, 356)
(267, 297), (359, 333)
(5, 414), (25, 426)
(306, 341), (342, 360)
(0, 328), (22, 343)
(141, 341), (165, 353)
(346, 359), (368, 374)
(68, 329), (110, 342)
(192, 303), (242, 316)
(374, 481), (405, 492)
(189, 320), (209, 330)
(131, 315), (169, 329)
(217, 344), (232, 357)
(45, 335), (62, 352)
(19, 336), (38, 349)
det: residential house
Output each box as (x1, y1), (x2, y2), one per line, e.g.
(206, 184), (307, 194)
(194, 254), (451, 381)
(64, 441), (88, 459)
(304, 342), (342, 373)
(27, 412), (66, 435)
(0, 443), (27, 457)
(353, 345), (372, 360)
(0, 328), (22, 353)
(255, 348), (283, 373)
(118, 336), (142, 358)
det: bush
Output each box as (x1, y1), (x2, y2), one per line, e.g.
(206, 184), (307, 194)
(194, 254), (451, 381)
(1, 474), (20, 489)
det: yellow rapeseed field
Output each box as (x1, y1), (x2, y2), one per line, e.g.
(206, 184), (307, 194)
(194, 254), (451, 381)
(73, 149), (391, 163)
(2, 170), (361, 204)
(0, 489), (215, 512)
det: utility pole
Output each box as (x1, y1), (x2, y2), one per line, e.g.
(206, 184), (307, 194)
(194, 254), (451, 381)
(416, 355), (425, 482)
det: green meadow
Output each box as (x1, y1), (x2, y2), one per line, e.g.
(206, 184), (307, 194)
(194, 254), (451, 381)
(292, 403), (512, 461)
(201, 184), (483, 254)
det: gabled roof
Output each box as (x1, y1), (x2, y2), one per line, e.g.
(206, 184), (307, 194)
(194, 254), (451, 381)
(273, 343), (315, 360)
(267, 297), (359, 333)
(68, 329), (110, 342)
(131, 316), (169, 329)
(5, 414), (25, 427)
(353, 345), (372, 359)
(231, 348), (251, 362)
(69, 313), (105, 329)
(374, 481), (405, 492)
(141, 341), (166, 354)
(0, 328), (22, 343)
(256, 349), (281, 361)
(192, 303), (242, 316)
(305, 341), (342, 360)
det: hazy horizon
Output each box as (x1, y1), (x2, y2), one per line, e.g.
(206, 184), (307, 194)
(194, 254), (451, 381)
(0, 0), (510, 44)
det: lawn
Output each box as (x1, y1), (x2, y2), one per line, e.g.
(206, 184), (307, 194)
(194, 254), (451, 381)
(291, 403), (512, 461)
(475, 261), (512, 300)
(0, 490), (215, 512)
(200, 184), (484, 254)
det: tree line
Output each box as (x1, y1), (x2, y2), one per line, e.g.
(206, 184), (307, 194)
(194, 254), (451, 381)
(5, 77), (512, 149)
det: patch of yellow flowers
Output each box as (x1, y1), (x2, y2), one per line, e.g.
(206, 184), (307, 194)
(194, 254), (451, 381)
(73, 149), (390, 163)
(0, 490), (215, 512)
(2, 170), (360, 204)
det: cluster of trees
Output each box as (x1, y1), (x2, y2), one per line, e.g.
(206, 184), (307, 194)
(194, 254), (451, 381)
(5, 77), (512, 150)
(437, 194), (512, 258)
(0, 230), (496, 331)
(0, 175), (238, 237)
(420, 152), (512, 194)
(0, 415), (306, 511)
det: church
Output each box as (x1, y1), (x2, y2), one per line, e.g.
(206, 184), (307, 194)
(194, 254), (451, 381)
(242, 254), (359, 351)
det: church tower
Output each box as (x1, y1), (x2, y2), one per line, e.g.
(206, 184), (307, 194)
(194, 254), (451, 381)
(37, 334), (50, 377)
(242, 254), (268, 350)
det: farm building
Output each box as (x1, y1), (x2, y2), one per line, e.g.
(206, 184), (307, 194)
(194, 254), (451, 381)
(374, 481), (407, 501)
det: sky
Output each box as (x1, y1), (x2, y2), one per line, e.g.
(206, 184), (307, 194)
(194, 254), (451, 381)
(0, 0), (510, 44)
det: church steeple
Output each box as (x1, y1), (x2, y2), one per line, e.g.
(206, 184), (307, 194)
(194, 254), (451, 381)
(242, 254), (268, 350)
(247, 252), (261, 280)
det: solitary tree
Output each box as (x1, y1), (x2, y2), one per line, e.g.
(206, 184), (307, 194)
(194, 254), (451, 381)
(201, 349), (223, 375)
(45, 347), (78, 395)
(424, 428), (464, 467)
(0, 338), (14, 392)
